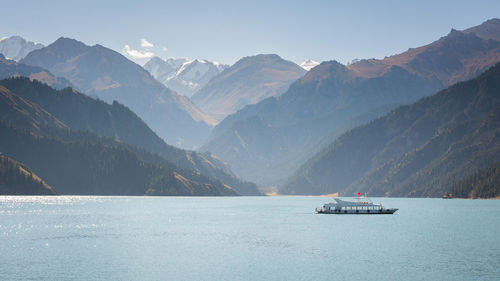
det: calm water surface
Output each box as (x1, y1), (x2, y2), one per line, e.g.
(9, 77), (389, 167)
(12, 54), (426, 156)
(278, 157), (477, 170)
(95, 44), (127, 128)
(0, 196), (499, 281)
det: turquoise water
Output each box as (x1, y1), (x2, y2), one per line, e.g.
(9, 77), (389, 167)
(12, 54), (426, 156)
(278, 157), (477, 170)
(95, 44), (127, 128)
(0, 196), (499, 281)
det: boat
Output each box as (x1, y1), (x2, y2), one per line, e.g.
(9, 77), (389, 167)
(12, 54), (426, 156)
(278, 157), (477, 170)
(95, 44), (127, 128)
(315, 196), (398, 214)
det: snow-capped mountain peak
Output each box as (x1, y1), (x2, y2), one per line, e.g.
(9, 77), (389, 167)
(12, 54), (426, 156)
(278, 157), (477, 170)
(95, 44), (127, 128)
(0, 36), (44, 61)
(144, 56), (228, 98)
(300, 59), (320, 71)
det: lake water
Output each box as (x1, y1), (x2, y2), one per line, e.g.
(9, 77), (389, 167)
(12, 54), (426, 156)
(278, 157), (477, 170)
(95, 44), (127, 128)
(0, 196), (499, 281)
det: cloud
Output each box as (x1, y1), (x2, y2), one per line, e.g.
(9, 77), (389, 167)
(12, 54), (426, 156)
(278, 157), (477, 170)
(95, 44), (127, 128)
(162, 47), (168, 52)
(140, 38), (154, 48)
(122, 45), (154, 59)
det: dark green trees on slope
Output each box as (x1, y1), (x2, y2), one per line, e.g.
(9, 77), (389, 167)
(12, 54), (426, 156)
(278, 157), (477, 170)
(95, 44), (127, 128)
(0, 154), (56, 195)
(0, 121), (237, 196)
(447, 162), (500, 199)
(281, 63), (500, 197)
(0, 77), (259, 195)
(0, 54), (72, 89)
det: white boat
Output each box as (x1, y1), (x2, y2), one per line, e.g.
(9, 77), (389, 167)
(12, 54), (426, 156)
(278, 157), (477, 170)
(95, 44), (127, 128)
(315, 197), (398, 214)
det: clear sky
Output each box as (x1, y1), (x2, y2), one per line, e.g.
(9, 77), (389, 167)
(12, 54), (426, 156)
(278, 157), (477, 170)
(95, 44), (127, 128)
(2, 0), (499, 66)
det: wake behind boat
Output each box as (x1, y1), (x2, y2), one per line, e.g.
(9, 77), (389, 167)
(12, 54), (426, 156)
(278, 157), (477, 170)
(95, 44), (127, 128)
(315, 196), (398, 214)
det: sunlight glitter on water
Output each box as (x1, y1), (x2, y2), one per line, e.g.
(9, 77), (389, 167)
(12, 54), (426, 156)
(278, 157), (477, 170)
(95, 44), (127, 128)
(0, 195), (110, 205)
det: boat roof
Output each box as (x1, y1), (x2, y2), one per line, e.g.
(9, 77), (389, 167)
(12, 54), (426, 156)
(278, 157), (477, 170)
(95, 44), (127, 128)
(326, 198), (380, 207)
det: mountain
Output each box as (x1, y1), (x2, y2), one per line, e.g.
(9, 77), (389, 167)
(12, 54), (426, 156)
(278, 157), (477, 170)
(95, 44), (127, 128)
(144, 57), (188, 83)
(346, 27), (500, 86)
(300, 59), (320, 71)
(0, 77), (260, 195)
(0, 154), (56, 195)
(191, 54), (306, 121)
(0, 54), (72, 89)
(464, 18), (500, 41)
(0, 82), (68, 133)
(20, 37), (215, 148)
(281, 63), (500, 197)
(144, 57), (228, 98)
(0, 36), (44, 61)
(200, 19), (500, 187)
(0, 121), (237, 196)
(446, 162), (500, 199)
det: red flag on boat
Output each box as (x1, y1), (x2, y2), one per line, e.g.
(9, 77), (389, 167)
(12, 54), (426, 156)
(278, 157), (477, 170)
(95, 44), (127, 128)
(357, 191), (361, 196)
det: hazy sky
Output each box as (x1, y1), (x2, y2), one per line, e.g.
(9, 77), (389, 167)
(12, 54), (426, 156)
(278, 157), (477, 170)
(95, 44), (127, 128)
(2, 0), (500, 65)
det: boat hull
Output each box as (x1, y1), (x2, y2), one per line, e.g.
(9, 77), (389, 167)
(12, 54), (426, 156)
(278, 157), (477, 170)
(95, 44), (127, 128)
(316, 208), (398, 214)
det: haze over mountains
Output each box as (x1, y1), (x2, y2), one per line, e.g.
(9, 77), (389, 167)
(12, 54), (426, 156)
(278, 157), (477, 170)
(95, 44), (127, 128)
(20, 38), (215, 148)
(144, 56), (228, 98)
(0, 77), (260, 195)
(0, 36), (44, 61)
(0, 18), (498, 198)
(282, 62), (500, 197)
(200, 19), (500, 187)
(0, 54), (72, 89)
(192, 54), (306, 121)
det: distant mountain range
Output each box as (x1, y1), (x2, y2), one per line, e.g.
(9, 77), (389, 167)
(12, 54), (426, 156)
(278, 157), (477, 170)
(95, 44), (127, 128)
(144, 56), (228, 98)
(0, 36), (44, 61)
(199, 19), (500, 187)
(0, 77), (260, 195)
(0, 54), (72, 89)
(20, 37), (215, 148)
(281, 62), (500, 197)
(192, 54), (306, 121)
